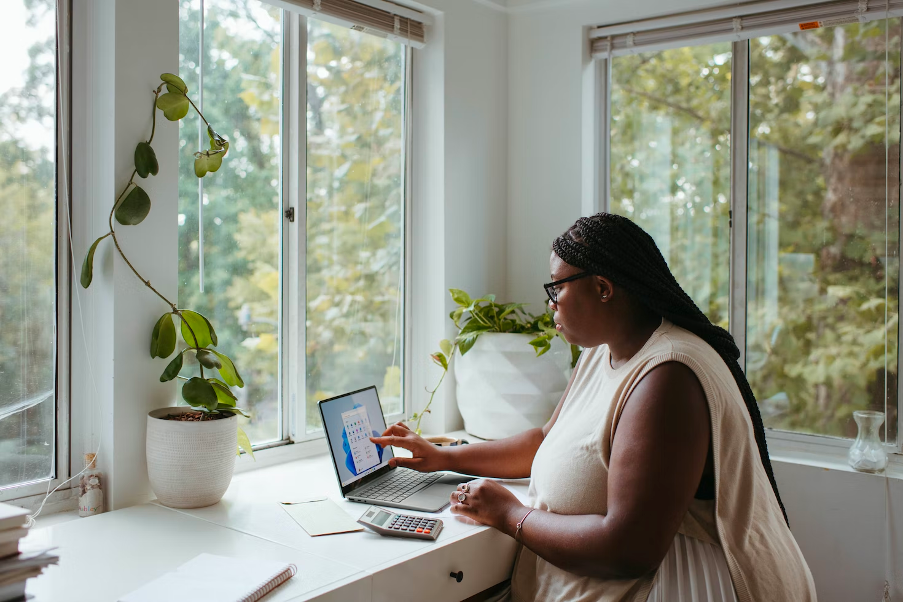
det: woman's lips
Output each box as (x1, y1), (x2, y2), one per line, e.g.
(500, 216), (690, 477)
(555, 323), (563, 332)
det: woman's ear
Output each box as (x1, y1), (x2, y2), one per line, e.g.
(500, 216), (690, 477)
(595, 276), (614, 301)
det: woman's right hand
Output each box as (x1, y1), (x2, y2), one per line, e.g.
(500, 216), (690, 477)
(369, 422), (451, 473)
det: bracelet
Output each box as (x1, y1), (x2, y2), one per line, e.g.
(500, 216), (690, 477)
(514, 508), (535, 542)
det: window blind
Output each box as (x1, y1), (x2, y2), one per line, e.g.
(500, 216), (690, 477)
(590, 0), (902, 58)
(266, 0), (427, 47)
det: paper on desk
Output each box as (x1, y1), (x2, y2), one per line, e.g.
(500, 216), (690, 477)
(281, 499), (363, 537)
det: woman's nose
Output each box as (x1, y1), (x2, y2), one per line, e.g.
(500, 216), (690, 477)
(548, 299), (557, 311)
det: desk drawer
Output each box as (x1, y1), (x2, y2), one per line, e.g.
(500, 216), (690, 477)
(371, 527), (517, 602)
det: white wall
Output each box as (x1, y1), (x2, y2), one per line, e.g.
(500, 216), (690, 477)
(504, 1), (903, 601)
(409, 0), (509, 434)
(71, 0), (180, 511)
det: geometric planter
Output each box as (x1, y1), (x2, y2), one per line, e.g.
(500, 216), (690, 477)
(455, 333), (572, 440)
(146, 407), (237, 508)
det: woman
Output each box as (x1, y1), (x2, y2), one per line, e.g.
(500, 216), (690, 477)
(371, 213), (816, 601)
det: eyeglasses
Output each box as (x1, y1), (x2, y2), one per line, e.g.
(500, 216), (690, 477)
(543, 272), (592, 304)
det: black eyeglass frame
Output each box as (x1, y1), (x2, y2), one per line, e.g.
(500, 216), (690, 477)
(544, 272), (593, 304)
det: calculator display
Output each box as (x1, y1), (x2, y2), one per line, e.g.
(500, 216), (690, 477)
(372, 511), (392, 526)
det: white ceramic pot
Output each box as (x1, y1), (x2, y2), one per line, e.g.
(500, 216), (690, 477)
(455, 333), (572, 440)
(146, 407), (237, 508)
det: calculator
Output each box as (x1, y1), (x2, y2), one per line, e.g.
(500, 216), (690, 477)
(357, 506), (443, 540)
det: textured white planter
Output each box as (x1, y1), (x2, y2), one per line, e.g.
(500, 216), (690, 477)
(147, 407), (237, 508)
(455, 333), (572, 440)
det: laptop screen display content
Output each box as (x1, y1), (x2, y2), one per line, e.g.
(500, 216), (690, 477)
(320, 387), (394, 487)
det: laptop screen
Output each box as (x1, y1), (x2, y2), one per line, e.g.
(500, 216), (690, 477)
(319, 386), (395, 488)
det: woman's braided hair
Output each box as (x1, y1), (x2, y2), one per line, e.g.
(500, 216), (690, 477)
(553, 212), (788, 526)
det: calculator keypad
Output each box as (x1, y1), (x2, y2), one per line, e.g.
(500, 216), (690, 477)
(387, 515), (437, 536)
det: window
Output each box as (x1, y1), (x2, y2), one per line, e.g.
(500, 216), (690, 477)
(0, 0), (65, 490)
(179, 2), (408, 445)
(304, 19), (406, 433)
(746, 22), (900, 441)
(179, 0), (285, 446)
(610, 43), (732, 328)
(602, 9), (901, 444)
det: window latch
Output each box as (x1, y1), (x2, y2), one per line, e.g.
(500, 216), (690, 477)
(284, 207), (295, 223)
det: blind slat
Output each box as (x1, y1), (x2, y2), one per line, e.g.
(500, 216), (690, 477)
(591, 0), (901, 58)
(267, 0), (427, 47)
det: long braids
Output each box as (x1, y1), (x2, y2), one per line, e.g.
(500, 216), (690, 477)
(553, 212), (789, 527)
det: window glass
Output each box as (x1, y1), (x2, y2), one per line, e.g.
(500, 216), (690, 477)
(179, 0), (283, 444)
(305, 20), (406, 432)
(747, 20), (901, 440)
(0, 0), (57, 488)
(610, 43), (733, 328)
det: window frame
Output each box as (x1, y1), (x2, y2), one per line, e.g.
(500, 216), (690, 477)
(0, 0), (74, 505)
(593, 30), (904, 462)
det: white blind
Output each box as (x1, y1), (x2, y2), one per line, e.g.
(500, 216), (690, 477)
(267, 0), (428, 47)
(591, 0), (902, 58)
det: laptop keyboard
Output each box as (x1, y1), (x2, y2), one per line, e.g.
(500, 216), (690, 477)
(353, 468), (442, 503)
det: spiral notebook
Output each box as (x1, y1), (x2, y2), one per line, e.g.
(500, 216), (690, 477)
(119, 553), (297, 602)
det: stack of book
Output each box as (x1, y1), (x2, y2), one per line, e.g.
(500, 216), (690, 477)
(0, 503), (58, 602)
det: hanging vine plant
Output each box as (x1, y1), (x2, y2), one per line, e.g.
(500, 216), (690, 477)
(80, 73), (253, 457)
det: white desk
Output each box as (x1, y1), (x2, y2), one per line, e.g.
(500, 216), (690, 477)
(24, 452), (526, 601)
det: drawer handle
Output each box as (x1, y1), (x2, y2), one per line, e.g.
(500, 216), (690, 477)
(450, 571), (464, 583)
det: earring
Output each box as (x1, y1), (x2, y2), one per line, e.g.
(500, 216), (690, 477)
(601, 294), (608, 300)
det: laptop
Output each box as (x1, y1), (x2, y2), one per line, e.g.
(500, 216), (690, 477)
(318, 386), (473, 512)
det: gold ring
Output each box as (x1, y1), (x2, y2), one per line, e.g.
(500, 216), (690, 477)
(457, 492), (467, 503)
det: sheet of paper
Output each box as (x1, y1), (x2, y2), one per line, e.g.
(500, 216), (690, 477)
(281, 499), (363, 537)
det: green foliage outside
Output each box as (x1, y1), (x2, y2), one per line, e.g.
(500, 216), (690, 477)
(178, 0), (283, 444)
(177, 5), (406, 439)
(611, 22), (900, 440)
(0, 0), (59, 488)
(304, 19), (406, 432)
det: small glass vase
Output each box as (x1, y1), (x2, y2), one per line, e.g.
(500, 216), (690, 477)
(847, 411), (888, 474)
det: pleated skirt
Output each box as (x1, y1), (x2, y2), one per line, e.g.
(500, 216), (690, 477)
(646, 532), (739, 602)
(479, 532), (738, 602)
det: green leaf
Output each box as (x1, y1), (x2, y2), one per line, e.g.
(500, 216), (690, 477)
(570, 344), (582, 368)
(150, 313), (176, 359)
(211, 350), (244, 387)
(237, 426), (255, 460)
(449, 289), (471, 307)
(207, 126), (229, 154)
(528, 335), (549, 349)
(179, 310), (217, 348)
(156, 92), (190, 121)
(459, 319), (493, 336)
(160, 73), (187, 94)
(80, 234), (106, 288)
(196, 348), (222, 369)
(209, 379), (237, 406)
(218, 405), (249, 417)
(160, 352), (184, 382)
(439, 339), (453, 357)
(450, 308), (464, 328)
(134, 142), (159, 178)
(458, 334), (479, 355)
(193, 150), (225, 178)
(430, 353), (448, 370)
(182, 377), (218, 410)
(114, 185), (151, 226)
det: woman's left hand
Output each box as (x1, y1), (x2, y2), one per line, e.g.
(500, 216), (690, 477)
(450, 479), (525, 535)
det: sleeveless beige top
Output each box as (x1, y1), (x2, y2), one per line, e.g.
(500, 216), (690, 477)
(510, 319), (816, 602)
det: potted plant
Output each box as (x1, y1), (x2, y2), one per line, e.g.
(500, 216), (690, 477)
(80, 73), (253, 509)
(412, 289), (581, 440)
